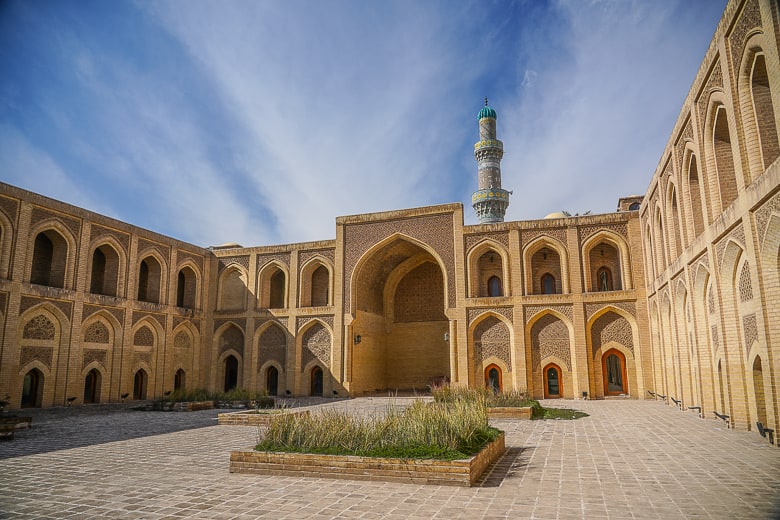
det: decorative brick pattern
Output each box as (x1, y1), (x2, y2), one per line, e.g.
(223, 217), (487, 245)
(219, 325), (244, 356)
(343, 214), (456, 311)
(83, 304), (124, 325)
(82, 349), (107, 370)
(473, 316), (511, 370)
(133, 326), (155, 347)
(257, 325), (286, 369)
(738, 262), (753, 301)
(524, 305), (572, 323)
(715, 223), (745, 268)
(467, 307), (513, 325)
(22, 315), (56, 340)
(755, 191), (780, 248)
(214, 318), (245, 333)
(393, 262), (446, 322)
(302, 323), (331, 368)
(89, 225), (130, 253)
(674, 118), (694, 171)
(20, 296), (72, 320)
(257, 252), (291, 270)
(174, 331), (190, 349)
(20, 346), (53, 369)
(132, 311), (165, 329)
(728, 0), (761, 77)
(83, 322), (110, 344)
(578, 223), (628, 243)
(530, 314), (570, 370)
(300, 248), (335, 266)
(465, 232), (509, 250)
(30, 206), (81, 240)
(585, 301), (636, 320)
(521, 228), (567, 246)
(176, 250), (204, 271)
(708, 286), (716, 315)
(743, 313), (758, 349)
(696, 60), (724, 140)
(133, 351), (152, 368)
(296, 315), (334, 332)
(218, 255), (250, 272)
(591, 312), (634, 355)
(137, 238), (170, 266)
(711, 326), (720, 353)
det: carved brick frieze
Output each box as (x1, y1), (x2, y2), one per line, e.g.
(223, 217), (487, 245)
(674, 118), (694, 172)
(530, 314), (571, 370)
(738, 262), (753, 302)
(89, 224), (130, 253)
(82, 349), (107, 370)
(0, 195), (19, 224)
(257, 325), (286, 370)
(218, 325), (244, 356)
(708, 286), (716, 315)
(342, 214), (456, 311)
(133, 326), (155, 347)
(132, 311), (165, 329)
(473, 316), (511, 371)
(23, 314), (56, 340)
(521, 228), (567, 247)
(83, 322), (110, 343)
(174, 348), (190, 369)
(20, 296), (72, 320)
(30, 206), (81, 241)
(711, 325), (719, 353)
(302, 323), (331, 368)
(755, 191), (780, 248)
(524, 304), (572, 323)
(20, 346), (53, 370)
(465, 232), (509, 251)
(172, 316), (200, 333)
(137, 238), (170, 266)
(257, 252), (291, 271)
(174, 331), (191, 349)
(133, 351), (152, 368)
(82, 304), (124, 325)
(728, 0), (762, 78)
(218, 255), (250, 272)
(176, 250), (204, 272)
(743, 314), (758, 351)
(214, 318), (245, 333)
(299, 248), (335, 266)
(296, 315), (334, 332)
(696, 60), (724, 140)
(715, 223), (745, 269)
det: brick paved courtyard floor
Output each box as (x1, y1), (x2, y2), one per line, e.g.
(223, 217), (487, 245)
(1, 398), (779, 519)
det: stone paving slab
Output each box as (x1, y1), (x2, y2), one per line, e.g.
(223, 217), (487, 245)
(1, 398), (779, 519)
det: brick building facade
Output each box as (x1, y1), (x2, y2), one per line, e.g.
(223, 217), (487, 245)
(0, 0), (777, 437)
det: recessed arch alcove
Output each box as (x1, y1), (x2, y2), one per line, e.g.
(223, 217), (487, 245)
(349, 235), (449, 394)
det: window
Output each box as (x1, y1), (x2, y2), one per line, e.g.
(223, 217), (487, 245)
(266, 366), (279, 396)
(597, 267), (613, 291)
(487, 276), (503, 297)
(541, 273), (556, 295)
(544, 364), (562, 398)
(485, 364), (502, 393)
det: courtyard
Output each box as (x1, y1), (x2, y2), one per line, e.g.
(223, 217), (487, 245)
(0, 398), (778, 519)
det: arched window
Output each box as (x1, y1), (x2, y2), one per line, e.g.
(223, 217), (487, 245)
(484, 364), (502, 393)
(177, 267), (197, 308)
(83, 369), (101, 404)
(266, 366), (279, 396)
(137, 257), (162, 304)
(687, 153), (705, 237)
(751, 54), (779, 170)
(219, 268), (246, 311)
(224, 355), (238, 392)
(310, 265), (329, 306)
(541, 273), (556, 295)
(596, 267), (613, 292)
(21, 369), (43, 408)
(269, 269), (286, 309)
(544, 364), (562, 399)
(753, 356), (767, 426)
(713, 106), (738, 209)
(174, 369), (185, 391)
(628, 202), (641, 211)
(90, 245), (120, 296)
(133, 369), (148, 400)
(310, 366), (323, 396)
(487, 276), (503, 297)
(31, 231), (68, 288)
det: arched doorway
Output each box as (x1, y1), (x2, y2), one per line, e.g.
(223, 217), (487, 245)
(133, 369), (148, 400)
(266, 366), (279, 396)
(484, 364), (502, 393)
(21, 369), (43, 408)
(544, 364), (562, 398)
(753, 356), (767, 426)
(602, 349), (627, 396)
(174, 369), (185, 391)
(310, 366), (323, 396)
(83, 368), (101, 404)
(224, 355), (238, 392)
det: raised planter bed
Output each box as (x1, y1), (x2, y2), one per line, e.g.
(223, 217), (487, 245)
(218, 409), (308, 426)
(487, 406), (533, 419)
(144, 400), (214, 412)
(229, 433), (505, 487)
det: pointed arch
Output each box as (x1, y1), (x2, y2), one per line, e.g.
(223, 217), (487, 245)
(0, 209), (15, 279)
(666, 181), (684, 258)
(522, 236), (570, 295)
(175, 259), (201, 309)
(582, 230), (632, 291)
(26, 219), (77, 289)
(299, 255), (333, 307)
(526, 309), (575, 399)
(136, 251), (166, 304)
(258, 260), (289, 309)
(682, 146), (707, 239)
(466, 239), (511, 298)
(88, 238), (124, 297)
(218, 264), (248, 311)
(468, 312), (514, 389)
(703, 93), (742, 213)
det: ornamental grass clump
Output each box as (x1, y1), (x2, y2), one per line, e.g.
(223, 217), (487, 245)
(256, 396), (501, 460)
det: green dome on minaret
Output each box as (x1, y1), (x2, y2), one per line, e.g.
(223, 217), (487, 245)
(478, 98), (497, 120)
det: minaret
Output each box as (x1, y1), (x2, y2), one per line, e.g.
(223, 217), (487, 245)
(472, 98), (510, 223)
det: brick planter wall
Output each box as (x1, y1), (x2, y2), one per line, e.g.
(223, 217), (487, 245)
(218, 410), (308, 426)
(487, 406), (532, 419)
(229, 433), (505, 487)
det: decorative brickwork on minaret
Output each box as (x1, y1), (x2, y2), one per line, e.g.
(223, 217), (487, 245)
(472, 99), (510, 223)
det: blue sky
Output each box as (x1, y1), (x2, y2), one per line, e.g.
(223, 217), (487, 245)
(0, 0), (726, 247)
